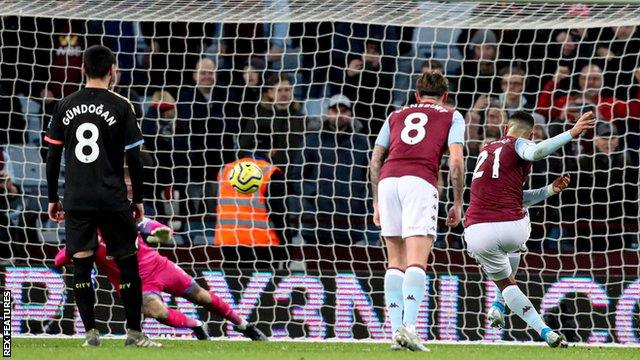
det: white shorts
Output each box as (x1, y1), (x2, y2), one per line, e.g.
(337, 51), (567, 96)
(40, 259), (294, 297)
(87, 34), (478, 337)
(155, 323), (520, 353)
(463, 216), (531, 280)
(378, 176), (439, 238)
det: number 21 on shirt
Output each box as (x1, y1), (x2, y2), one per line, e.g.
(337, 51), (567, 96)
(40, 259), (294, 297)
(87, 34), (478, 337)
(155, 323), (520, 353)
(472, 146), (503, 180)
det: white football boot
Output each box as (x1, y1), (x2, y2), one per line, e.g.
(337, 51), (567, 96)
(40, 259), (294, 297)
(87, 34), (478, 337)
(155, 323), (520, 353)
(390, 331), (404, 351)
(544, 329), (568, 348)
(395, 326), (430, 352)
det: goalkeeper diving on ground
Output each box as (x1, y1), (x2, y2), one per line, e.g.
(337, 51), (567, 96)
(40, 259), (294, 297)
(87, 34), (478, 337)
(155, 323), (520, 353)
(54, 216), (268, 341)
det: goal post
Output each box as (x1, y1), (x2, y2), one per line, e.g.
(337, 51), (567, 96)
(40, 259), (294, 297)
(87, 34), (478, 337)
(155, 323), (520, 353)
(1, 0), (639, 345)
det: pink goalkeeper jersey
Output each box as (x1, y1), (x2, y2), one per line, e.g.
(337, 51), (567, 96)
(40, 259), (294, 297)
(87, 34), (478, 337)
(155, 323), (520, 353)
(55, 222), (171, 293)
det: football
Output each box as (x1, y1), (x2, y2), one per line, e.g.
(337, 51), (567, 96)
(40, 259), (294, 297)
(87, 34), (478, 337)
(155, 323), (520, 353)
(228, 161), (263, 194)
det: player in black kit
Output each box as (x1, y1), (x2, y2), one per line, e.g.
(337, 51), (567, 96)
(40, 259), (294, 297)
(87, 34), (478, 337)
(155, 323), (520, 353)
(45, 45), (161, 348)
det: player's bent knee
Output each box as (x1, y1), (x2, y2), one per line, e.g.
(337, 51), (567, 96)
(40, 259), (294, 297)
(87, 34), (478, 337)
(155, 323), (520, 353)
(142, 295), (166, 318)
(493, 276), (517, 290)
(184, 285), (210, 304)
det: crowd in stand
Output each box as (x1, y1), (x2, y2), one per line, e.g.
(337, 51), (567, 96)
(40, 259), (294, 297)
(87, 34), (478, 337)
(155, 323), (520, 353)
(0, 16), (639, 255)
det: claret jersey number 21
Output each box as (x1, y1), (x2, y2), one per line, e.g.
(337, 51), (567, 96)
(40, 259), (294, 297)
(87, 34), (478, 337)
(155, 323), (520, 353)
(472, 146), (503, 181)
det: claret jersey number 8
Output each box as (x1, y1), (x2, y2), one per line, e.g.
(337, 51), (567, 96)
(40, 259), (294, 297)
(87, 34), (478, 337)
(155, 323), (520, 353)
(400, 113), (429, 145)
(75, 122), (100, 163)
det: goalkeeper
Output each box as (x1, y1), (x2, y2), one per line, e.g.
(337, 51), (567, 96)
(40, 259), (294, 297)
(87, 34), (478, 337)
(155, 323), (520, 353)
(55, 217), (267, 341)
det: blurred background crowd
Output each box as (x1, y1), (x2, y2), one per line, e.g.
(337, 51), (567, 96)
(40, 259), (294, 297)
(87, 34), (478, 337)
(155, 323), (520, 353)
(0, 15), (638, 259)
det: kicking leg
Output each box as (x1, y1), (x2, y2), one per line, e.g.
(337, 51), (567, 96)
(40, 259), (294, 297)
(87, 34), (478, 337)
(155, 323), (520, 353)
(488, 252), (521, 328)
(494, 276), (567, 348)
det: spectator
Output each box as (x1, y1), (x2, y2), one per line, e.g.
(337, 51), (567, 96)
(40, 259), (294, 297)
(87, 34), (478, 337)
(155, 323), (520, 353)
(537, 64), (640, 121)
(32, 93), (58, 161)
(237, 58), (265, 121)
(177, 57), (237, 213)
(0, 83), (25, 145)
(48, 19), (85, 99)
(330, 41), (393, 137)
(595, 26), (640, 100)
(577, 122), (638, 250)
(402, 60), (445, 107)
(291, 94), (371, 245)
(498, 66), (532, 116)
(111, 66), (142, 118)
(0, 149), (22, 257)
(238, 73), (305, 175)
(456, 29), (500, 113)
(214, 156), (289, 246)
(465, 97), (506, 155)
(530, 28), (595, 92)
(142, 90), (179, 221)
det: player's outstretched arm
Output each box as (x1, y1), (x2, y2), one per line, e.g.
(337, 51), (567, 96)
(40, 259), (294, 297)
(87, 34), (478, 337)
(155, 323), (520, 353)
(522, 175), (570, 208)
(138, 217), (173, 244)
(516, 112), (596, 162)
(370, 144), (388, 227)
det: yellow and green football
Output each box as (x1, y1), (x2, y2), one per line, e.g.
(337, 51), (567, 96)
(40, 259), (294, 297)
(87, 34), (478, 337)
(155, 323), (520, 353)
(228, 161), (263, 194)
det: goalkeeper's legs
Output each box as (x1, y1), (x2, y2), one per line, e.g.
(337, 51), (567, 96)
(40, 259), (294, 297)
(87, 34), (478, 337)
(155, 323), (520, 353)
(183, 285), (246, 327)
(141, 294), (208, 340)
(183, 285), (267, 340)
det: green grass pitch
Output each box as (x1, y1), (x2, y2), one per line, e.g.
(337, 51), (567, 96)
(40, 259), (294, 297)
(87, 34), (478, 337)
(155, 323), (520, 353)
(10, 338), (639, 360)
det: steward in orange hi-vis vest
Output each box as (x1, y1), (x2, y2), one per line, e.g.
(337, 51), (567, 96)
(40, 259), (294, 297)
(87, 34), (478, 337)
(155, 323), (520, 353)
(214, 157), (282, 246)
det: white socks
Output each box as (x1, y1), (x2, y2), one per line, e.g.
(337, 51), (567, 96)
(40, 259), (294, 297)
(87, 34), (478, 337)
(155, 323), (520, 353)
(402, 266), (426, 330)
(384, 269), (405, 333)
(495, 253), (521, 305)
(501, 285), (548, 336)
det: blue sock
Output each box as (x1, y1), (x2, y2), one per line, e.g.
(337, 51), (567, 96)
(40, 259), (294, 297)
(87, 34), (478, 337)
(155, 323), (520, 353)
(402, 266), (426, 331)
(384, 269), (405, 333)
(492, 299), (505, 313)
(540, 327), (552, 340)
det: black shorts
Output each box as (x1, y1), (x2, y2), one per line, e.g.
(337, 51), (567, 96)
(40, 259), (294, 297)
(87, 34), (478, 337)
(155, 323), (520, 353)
(64, 210), (138, 258)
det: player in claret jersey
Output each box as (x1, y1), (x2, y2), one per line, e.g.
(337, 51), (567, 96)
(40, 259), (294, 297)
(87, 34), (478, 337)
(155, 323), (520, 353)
(370, 71), (465, 351)
(464, 110), (596, 348)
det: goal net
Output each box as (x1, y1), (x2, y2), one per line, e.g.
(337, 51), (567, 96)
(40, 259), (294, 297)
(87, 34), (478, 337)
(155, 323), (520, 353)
(1, 0), (639, 345)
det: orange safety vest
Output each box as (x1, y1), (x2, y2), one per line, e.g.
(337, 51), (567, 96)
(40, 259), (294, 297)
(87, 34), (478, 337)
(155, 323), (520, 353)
(214, 158), (281, 246)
